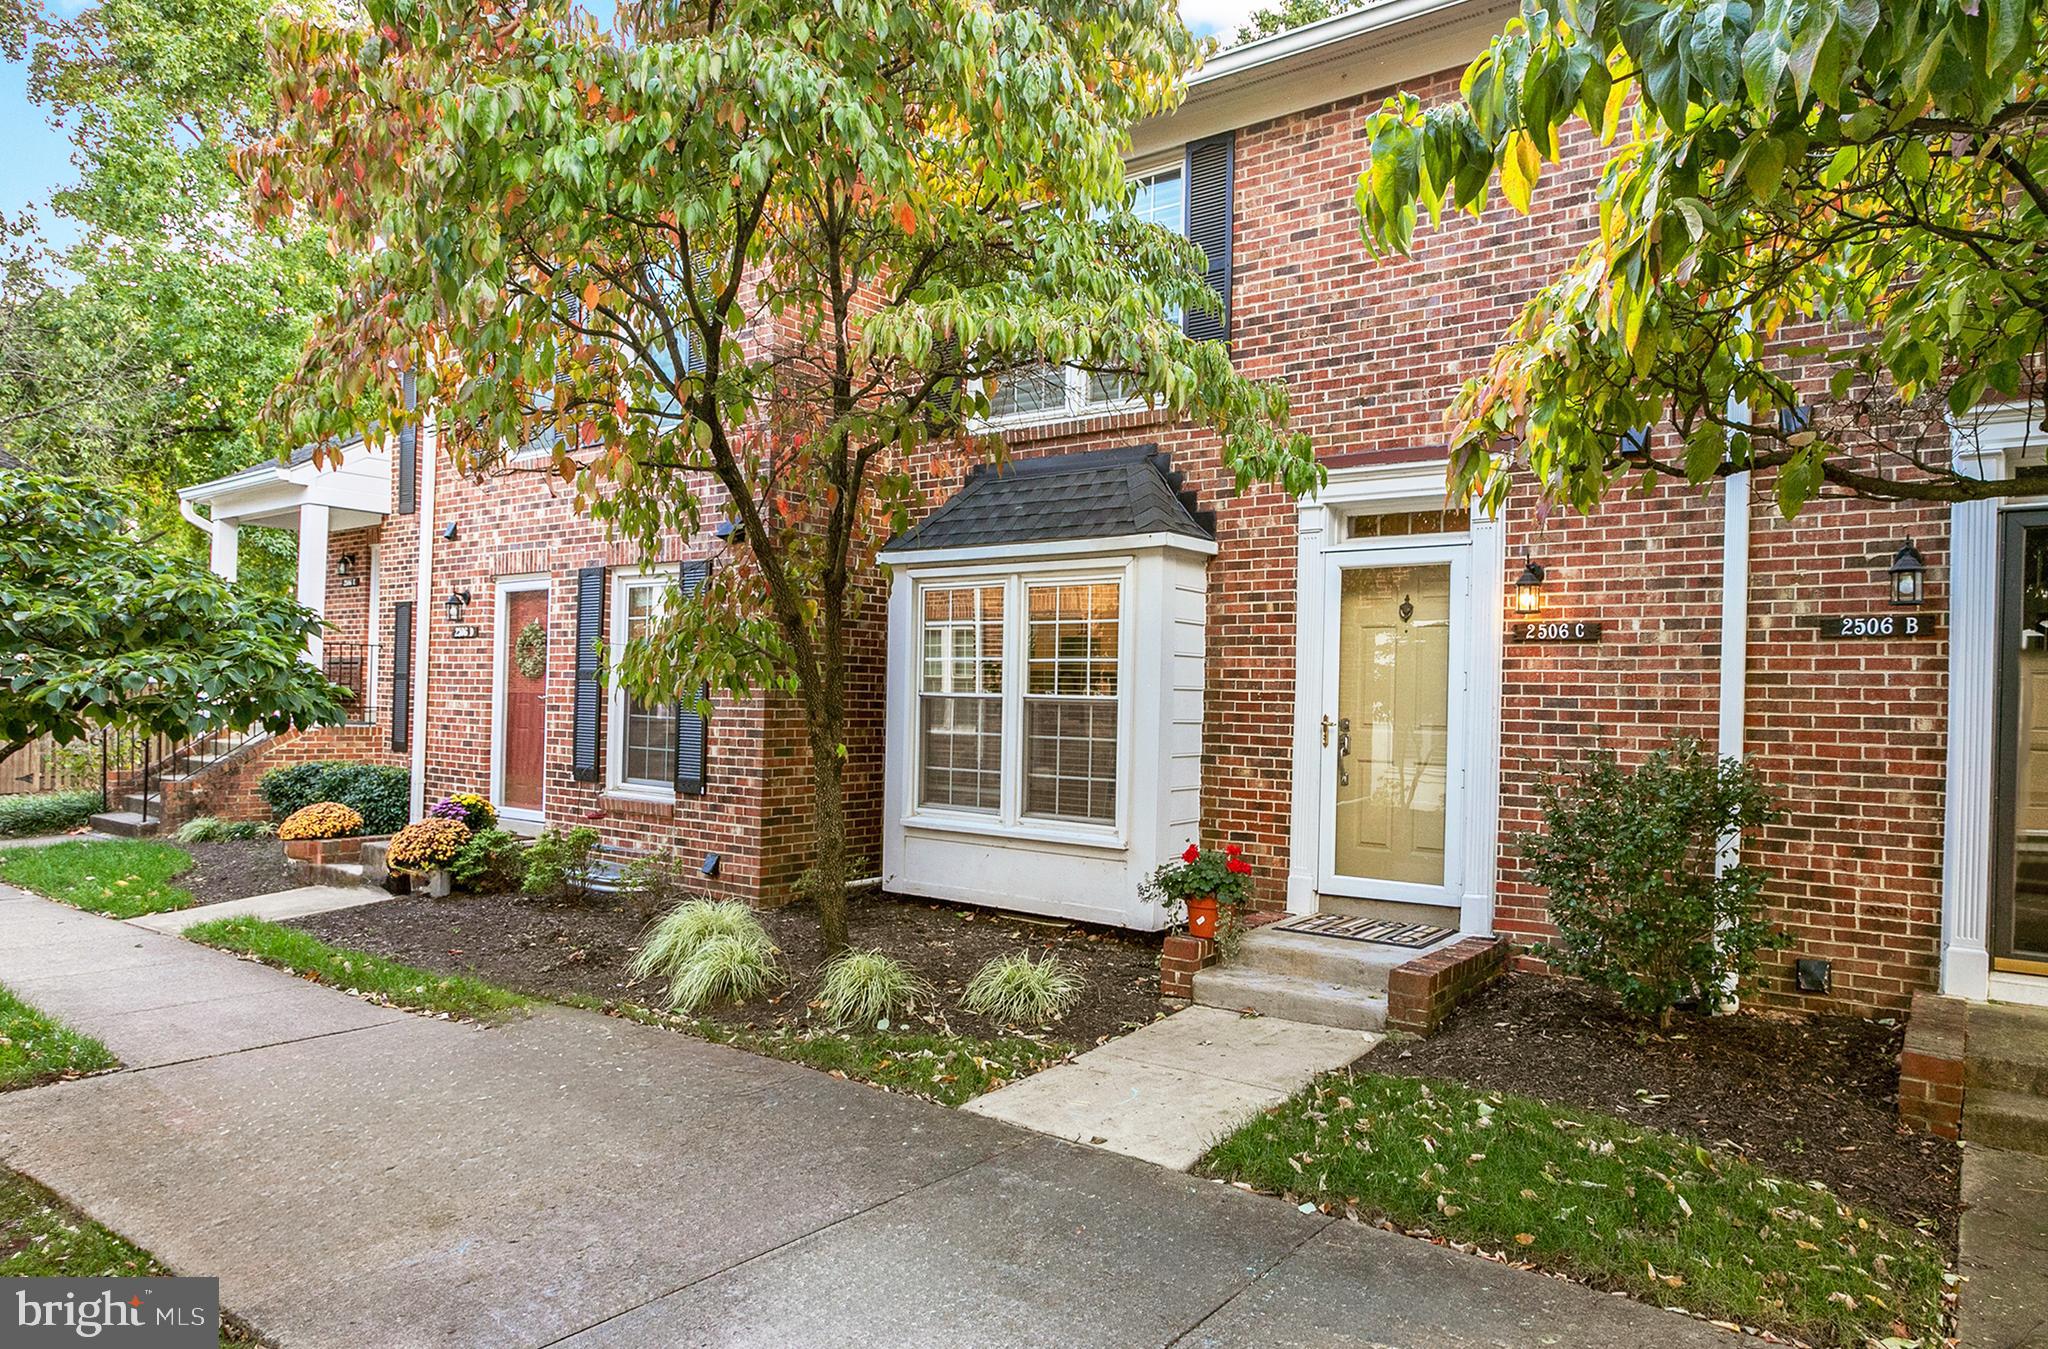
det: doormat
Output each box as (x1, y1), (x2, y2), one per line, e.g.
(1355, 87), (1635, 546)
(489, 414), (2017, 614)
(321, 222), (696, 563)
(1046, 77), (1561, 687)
(1272, 913), (1455, 948)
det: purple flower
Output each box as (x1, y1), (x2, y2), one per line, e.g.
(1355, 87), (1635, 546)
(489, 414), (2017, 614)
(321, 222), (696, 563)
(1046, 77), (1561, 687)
(428, 798), (468, 822)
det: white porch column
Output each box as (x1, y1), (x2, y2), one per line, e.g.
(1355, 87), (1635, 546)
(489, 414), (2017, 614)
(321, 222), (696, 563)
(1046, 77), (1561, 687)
(208, 518), (240, 584)
(297, 503), (331, 664)
(1942, 494), (1998, 1000)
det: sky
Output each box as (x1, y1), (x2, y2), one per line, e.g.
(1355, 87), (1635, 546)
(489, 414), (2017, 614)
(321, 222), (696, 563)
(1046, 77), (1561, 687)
(0, 0), (1270, 262)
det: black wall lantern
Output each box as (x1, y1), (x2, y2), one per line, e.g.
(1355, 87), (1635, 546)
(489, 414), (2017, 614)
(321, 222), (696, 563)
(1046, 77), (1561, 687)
(444, 589), (472, 625)
(1889, 539), (1926, 607)
(335, 551), (357, 578)
(1513, 550), (1546, 616)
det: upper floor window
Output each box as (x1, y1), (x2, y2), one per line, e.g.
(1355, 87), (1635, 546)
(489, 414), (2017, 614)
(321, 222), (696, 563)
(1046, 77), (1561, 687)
(982, 163), (1186, 426)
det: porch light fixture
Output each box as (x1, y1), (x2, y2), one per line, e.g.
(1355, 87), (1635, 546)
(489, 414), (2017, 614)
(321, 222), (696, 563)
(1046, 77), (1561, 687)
(1889, 539), (1926, 607)
(444, 589), (472, 625)
(335, 551), (357, 578)
(1513, 551), (1546, 616)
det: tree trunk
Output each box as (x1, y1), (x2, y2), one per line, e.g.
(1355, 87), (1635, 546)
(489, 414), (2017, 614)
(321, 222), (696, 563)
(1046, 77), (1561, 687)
(809, 727), (851, 951)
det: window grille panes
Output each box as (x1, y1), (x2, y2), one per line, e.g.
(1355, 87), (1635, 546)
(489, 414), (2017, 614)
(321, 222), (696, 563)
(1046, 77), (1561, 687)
(621, 581), (674, 786)
(918, 585), (1004, 812)
(986, 362), (1067, 421)
(1086, 167), (1184, 405)
(1024, 582), (1119, 823)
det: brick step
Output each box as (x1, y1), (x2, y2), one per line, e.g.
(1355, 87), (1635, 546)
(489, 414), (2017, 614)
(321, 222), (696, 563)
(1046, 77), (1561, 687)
(1229, 927), (1421, 995)
(1966, 1088), (2048, 1154)
(1190, 965), (1387, 1032)
(87, 811), (163, 838)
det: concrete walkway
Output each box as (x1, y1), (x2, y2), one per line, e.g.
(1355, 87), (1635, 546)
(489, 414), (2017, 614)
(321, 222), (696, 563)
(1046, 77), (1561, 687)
(126, 883), (396, 934)
(1958, 1144), (2048, 1347)
(964, 1004), (1375, 1169)
(0, 884), (1737, 1348)
(0, 832), (117, 848)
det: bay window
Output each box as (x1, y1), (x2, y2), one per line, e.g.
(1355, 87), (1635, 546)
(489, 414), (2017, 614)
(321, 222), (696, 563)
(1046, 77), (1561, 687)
(912, 571), (1125, 831)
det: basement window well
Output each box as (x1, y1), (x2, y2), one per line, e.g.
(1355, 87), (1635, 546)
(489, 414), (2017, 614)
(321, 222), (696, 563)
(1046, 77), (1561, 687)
(880, 446), (1216, 930)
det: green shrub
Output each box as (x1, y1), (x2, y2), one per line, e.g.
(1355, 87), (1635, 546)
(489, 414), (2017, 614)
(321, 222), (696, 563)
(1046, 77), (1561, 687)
(520, 825), (600, 901)
(1518, 739), (1786, 1025)
(816, 949), (933, 1028)
(618, 850), (706, 912)
(961, 952), (1083, 1025)
(0, 791), (103, 838)
(630, 900), (771, 983)
(257, 761), (410, 835)
(173, 816), (272, 844)
(449, 828), (529, 892)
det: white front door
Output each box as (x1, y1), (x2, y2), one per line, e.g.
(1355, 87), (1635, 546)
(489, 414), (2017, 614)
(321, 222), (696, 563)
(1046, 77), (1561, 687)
(1317, 541), (1470, 906)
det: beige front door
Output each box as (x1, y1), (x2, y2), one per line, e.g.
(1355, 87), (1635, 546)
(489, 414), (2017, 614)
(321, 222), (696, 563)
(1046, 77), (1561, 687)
(1326, 555), (1461, 897)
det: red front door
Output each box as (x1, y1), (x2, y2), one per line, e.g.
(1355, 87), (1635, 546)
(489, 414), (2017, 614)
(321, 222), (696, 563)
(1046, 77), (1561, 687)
(501, 588), (548, 812)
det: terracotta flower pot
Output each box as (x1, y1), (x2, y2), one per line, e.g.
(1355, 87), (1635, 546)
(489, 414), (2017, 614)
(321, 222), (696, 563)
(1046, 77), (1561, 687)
(1185, 895), (1220, 940)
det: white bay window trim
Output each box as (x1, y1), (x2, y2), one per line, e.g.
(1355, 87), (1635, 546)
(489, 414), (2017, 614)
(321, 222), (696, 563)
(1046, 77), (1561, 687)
(605, 570), (677, 800)
(904, 560), (1134, 848)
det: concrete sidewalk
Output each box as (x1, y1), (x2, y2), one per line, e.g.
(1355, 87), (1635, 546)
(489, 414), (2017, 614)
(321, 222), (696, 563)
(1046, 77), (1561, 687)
(965, 1004), (1375, 1169)
(126, 883), (395, 934)
(0, 884), (1736, 1348)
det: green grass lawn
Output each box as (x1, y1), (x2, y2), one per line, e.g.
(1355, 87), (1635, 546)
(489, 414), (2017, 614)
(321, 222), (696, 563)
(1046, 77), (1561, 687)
(0, 981), (116, 1089)
(1202, 1072), (1949, 1348)
(2, 1167), (263, 1345)
(183, 917), (531, 1024)
(0, 840), (196, 918)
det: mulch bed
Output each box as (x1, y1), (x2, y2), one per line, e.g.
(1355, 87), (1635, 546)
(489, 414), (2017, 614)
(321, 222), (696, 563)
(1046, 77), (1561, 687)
(1366, 972), (1961, 1247)
(177, 840), (302, 907)
(291, 887), (1165, 1045)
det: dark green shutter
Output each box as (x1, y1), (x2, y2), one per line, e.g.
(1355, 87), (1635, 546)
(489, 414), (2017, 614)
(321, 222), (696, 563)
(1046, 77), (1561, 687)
(390, 601), (412, 753)
(573, 565), (605, 782)
(674, 560), (710, 797)
(1183, 133), (1235, 346)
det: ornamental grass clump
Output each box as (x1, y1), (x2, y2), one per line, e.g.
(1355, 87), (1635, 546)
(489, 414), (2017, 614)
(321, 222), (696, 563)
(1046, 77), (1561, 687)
(962, 952), (1083, 1025)
(385, 818), (472, 874)
(277, 802), (364, 841)
(816, 949), (933, 1028)
(631, 900), (780, 1012)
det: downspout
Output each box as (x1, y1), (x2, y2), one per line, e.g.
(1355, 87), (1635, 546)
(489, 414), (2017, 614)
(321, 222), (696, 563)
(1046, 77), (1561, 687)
(178, 496), (213, 542)
(409, 419), (437, 822)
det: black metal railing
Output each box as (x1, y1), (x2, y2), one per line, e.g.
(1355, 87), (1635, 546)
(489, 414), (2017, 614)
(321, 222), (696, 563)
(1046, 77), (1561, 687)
(98, 722), (259, 825)
(323, 641), (367, 709)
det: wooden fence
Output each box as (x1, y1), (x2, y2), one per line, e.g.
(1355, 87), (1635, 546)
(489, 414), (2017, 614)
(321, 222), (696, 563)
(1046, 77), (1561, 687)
(0, 734), (109, 796)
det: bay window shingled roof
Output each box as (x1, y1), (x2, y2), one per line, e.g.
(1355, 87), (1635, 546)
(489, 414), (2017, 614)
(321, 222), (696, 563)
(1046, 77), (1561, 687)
(882, 445), (1216, 554)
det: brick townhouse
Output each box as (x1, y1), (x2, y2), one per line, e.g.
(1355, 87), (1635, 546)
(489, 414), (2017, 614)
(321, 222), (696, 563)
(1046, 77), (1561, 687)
(175, 0), (2047, 1022)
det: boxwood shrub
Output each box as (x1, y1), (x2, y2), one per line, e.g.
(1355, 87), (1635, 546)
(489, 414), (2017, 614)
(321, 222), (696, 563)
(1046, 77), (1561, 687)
(0, 789), (104, 838)
(257, 762), (411, 836)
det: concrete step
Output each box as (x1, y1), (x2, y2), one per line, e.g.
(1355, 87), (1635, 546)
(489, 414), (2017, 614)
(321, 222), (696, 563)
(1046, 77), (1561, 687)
(1190, 965), (1387, 1032)
(1966, 1088), (2048, 1155)
(87, 810), (163, 838)
(1229, 927), (1421, 995)
(1968, 1002), (2048, 1095)
(292, 860), (367, 888)
(360, 839), (391, 886)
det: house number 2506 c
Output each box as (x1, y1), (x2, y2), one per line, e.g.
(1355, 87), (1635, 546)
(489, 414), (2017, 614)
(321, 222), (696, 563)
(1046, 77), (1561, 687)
(1511, 621), (1603, 643)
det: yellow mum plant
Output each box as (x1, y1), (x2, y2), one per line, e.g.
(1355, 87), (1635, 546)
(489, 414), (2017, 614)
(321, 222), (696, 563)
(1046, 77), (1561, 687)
(278, 802), (365, 841)
(386, 818), (472, 873)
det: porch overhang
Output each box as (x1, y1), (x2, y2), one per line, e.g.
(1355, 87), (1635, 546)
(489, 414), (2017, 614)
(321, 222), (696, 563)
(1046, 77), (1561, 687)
(177, 437), (391, 536)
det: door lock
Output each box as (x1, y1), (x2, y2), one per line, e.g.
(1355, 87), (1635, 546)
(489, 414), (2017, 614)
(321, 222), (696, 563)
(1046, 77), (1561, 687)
(1336, 717), (1351, 787)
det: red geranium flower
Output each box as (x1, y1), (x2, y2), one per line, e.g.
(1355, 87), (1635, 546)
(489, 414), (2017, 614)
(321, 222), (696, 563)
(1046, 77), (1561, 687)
(1182, 843), (1201, 863)
(1227, 858), (1252, 874)
(1224, 842), (1242, 857)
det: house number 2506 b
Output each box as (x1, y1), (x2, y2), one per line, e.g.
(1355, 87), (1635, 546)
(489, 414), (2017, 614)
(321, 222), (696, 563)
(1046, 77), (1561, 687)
(1820, 614), (1940, 639)
(1511, 621), (1603, 643)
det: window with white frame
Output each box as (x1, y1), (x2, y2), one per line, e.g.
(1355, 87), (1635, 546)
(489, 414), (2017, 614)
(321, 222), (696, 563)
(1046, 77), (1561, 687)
(982, 164), (1186, 425)
(609, 574), (675, 793)
(913, 573), (1123, 829)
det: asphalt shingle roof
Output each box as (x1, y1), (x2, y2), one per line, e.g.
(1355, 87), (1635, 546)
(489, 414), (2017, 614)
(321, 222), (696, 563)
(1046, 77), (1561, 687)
(882, 445), (1215, 554)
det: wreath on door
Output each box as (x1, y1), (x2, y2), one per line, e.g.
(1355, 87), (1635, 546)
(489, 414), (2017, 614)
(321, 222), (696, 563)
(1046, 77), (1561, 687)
(514, 619), (548, 679)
